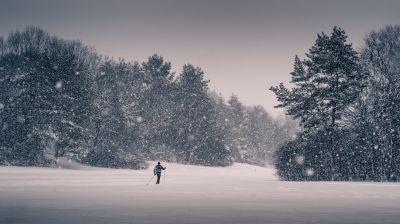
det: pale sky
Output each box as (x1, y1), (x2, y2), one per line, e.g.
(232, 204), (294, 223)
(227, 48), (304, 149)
(1, 0), (399, 116)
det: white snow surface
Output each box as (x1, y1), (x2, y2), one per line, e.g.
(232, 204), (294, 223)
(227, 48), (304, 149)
(0, 161), (399, 224)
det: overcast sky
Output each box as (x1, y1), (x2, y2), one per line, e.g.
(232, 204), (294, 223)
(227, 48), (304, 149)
(1, 0), (399, 116)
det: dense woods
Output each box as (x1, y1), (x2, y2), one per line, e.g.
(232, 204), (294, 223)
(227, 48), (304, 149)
(0, 27), (293, 168)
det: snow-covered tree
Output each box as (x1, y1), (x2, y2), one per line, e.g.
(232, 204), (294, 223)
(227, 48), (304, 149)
(138, 55), (176, 158)
(271, 27), (368, 180)
(173, 64), (231, 166)
(356, 25), (400, 181)
(221, 95), (247, 162)
(0, 27), (99, 165)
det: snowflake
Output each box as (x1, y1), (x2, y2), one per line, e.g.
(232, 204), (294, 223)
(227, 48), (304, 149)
(136, 116), (144, 123)
(305, 168), (315, 176)
(295, 155), (305, 165)
(55, 81), (63, 89)
(17, 115), (25, 123)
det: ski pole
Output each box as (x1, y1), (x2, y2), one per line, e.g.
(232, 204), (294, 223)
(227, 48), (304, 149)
(164, 170), (166, 184)
(146, 174), (155, 185)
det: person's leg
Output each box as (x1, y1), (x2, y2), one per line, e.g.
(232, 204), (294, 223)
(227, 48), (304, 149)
(156, 174), (161, 184)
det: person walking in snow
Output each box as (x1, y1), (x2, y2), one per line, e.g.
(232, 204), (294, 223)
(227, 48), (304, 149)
(153, 162), (166, 184)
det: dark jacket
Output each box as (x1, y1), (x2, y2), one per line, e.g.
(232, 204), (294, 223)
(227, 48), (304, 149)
(154, 164), (165, 175)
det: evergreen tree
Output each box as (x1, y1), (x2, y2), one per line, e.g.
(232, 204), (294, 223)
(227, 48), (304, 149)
(174, 64), (232, 166)
(0, 54), (46, 165)
(246, 106), (278, 166)
(226, 95), (248, 162)
(84, 59), (145, 168)
(271, 27), (368, 180)
(138, 55), (176, 158)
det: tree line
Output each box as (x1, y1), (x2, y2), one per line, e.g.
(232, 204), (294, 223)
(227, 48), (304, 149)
(271, 25), (400, 181)
(0, 27), (294, 168)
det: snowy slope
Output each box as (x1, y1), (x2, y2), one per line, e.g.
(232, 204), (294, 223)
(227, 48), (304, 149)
(0, 162), (399, 224)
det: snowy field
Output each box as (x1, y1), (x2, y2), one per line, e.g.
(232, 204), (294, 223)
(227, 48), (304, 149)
(0, 161), (399, 224)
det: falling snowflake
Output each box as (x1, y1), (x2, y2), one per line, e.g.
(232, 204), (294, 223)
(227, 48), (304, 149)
(136, 116), (144, 123)
(0, 103), (4, 112)
(100, 71), (106, 75)
(55, 81), (63, 89)
(305, 168), (315, 176)
(295, 155), (305, 165)
(374, 145), (379, 150)
(17, 115), (25, 123)
(75, 71), (80, 75)
(188, 135), (195, 141)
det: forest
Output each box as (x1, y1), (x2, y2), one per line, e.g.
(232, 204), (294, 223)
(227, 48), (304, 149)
(0, 27), (295, 169)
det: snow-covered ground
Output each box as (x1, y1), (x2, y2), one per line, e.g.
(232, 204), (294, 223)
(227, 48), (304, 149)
(0, 161), (399, 224)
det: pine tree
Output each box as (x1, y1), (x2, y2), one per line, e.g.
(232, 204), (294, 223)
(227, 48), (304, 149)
(226, 95), (249, 162)
(174, 64), (232, 166)
(271, 27), (368, 180)
(138, 55), (176, 158)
